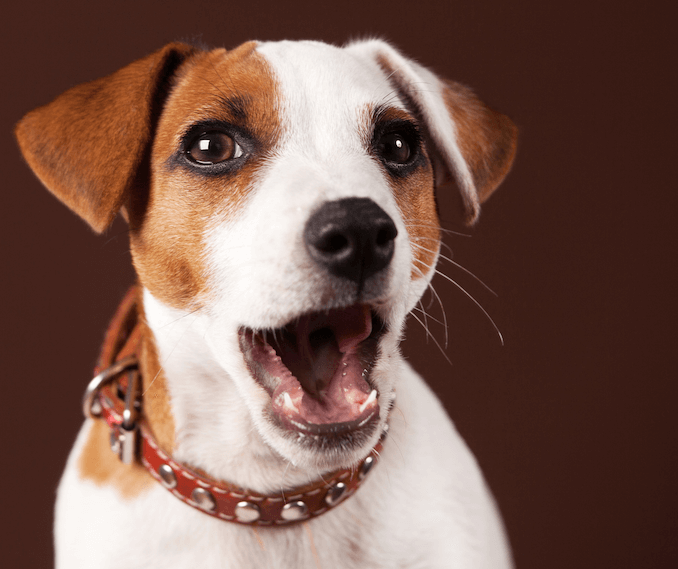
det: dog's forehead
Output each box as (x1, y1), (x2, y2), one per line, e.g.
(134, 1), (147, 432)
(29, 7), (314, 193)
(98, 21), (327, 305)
(256, 40), (392, 99)
(255, 41), (402, 140)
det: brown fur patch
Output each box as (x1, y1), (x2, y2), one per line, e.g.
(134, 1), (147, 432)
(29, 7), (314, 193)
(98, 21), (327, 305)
(128, 43), (282, 310)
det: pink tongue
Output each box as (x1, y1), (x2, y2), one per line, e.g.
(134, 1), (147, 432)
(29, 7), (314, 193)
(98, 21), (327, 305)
(295, 305), (373, 422)
(267, 305), (376, 426)
(287, 304), (372, 397)
(328, 305), (372, 353)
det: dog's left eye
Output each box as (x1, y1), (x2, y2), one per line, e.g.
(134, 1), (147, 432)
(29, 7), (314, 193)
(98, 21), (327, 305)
(376, 132), (413, 165)
(187, 131), (243, 164)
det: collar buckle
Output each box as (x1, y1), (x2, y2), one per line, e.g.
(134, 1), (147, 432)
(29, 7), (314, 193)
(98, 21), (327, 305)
(83, 356), (140, 464)
(82, 356), (138, 419)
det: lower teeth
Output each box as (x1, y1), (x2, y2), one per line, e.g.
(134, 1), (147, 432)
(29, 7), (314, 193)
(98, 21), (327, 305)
(359, 389), (378, 413)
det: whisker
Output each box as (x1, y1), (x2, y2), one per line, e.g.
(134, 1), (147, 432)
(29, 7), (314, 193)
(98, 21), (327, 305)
(103, 226), (132, 246)
(412, 264), (449, 348)
(143, 309), (202, 396)
(412, 306), (445, 327)
(158, 305), (203, 329)
(433, 269), (504, 345)
(438, 253), (498, 297)
(412, 242), (498, 297)
(405, 223), (471, 238)
(410, 235), (455, 258)
(409, 311), (452, 365)
(416, 300), (430, 342)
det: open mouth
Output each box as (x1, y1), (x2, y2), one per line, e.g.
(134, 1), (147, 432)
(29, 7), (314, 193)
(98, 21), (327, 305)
(239, 305), (386, 438)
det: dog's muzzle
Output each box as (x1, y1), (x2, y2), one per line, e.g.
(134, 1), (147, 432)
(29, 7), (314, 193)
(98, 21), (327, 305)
(239, 198), (396, 439)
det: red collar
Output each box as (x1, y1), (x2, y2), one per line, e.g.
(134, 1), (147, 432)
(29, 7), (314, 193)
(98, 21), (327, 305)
(82, 288), (386, 525)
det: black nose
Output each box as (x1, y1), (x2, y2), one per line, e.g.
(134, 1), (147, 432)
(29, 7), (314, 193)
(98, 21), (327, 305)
(304, 197), (398, 284)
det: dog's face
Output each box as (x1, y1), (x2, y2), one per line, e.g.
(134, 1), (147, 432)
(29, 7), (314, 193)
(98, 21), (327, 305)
(16, 39), (516, 473)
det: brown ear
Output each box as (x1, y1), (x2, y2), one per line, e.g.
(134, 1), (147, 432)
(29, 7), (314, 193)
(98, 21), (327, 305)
(15, 43), (197, 233)
(440, 80), (518, 206)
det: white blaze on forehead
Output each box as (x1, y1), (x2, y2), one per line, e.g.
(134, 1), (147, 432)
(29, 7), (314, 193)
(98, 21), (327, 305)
(256, 41), (405, 156)
(203, 40), (426, 333)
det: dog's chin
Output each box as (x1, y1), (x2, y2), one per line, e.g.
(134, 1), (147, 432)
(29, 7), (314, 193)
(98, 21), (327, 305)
(238, 304), (387, 466)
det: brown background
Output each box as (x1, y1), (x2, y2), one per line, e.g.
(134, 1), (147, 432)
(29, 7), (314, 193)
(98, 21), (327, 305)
(2, 0), (676, 567)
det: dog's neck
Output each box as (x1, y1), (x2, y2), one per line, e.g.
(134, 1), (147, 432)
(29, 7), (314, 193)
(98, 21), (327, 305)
(139, 287), (334, 494)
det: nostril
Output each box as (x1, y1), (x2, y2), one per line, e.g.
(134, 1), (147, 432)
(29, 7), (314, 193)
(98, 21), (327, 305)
(375, 223), (397, 247)
(317, 230), (350, 254)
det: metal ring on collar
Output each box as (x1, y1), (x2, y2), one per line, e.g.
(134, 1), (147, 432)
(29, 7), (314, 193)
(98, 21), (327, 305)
(82, 356), (138, 419)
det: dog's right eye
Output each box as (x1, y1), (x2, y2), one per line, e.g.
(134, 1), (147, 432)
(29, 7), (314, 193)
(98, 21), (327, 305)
(187, 131), (243, 165)
(377, 132), (412, 164)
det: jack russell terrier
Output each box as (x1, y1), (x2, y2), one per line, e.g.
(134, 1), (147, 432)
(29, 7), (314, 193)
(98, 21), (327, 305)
(16, 39), (517, 568)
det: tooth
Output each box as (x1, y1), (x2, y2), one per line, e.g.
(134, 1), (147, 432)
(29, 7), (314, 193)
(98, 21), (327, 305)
(359, 390), (377, 413)
(283, 392), (299, 414)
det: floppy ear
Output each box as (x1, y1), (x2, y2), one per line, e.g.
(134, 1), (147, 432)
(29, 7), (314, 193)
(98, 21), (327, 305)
(15, 43), (197, 233)
(352, 40), (518, 224)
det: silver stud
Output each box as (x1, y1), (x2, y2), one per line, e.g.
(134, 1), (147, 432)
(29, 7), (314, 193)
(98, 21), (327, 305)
(359, 455), (375, 480)
(157, 464), (177, 489)
(234, 501), (261, 523)
(191, 487), (216, 512)
(325, 482), (348, 507)
(281, 500), (309, 521)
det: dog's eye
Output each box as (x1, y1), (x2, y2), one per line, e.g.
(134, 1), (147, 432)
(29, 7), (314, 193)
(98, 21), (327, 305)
(376, 132), (412, 164)
(187, 131), (243, 164)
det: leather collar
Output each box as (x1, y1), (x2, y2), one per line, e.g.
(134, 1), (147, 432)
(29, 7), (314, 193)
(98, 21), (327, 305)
(83, 287), (386, 525)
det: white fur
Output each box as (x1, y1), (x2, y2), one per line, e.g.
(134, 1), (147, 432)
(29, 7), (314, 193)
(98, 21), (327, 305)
(55, 39), (512, 568)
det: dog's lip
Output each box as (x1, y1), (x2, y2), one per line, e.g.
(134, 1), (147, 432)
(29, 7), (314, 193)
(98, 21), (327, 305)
(238, 305), (386, 435)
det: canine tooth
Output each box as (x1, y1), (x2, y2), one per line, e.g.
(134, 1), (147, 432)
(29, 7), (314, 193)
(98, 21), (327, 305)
(283, 392), (299, 413)
(359, 390), (377, 413)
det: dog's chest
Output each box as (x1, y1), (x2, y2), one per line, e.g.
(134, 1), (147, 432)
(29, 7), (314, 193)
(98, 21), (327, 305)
(59, 440), (402, 569)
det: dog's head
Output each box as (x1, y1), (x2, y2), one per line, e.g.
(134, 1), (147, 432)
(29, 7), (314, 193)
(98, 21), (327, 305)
(16, 40), (516, 473)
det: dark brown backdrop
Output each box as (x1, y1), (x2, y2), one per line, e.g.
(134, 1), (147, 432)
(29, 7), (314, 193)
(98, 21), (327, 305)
(2, 1), (676, 567)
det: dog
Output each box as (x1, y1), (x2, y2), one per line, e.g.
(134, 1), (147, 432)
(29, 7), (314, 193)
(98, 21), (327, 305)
(16, 39), (517, 568)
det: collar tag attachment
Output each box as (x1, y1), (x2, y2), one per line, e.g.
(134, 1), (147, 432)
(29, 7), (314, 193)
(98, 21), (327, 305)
(112, 368), (140, 465)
